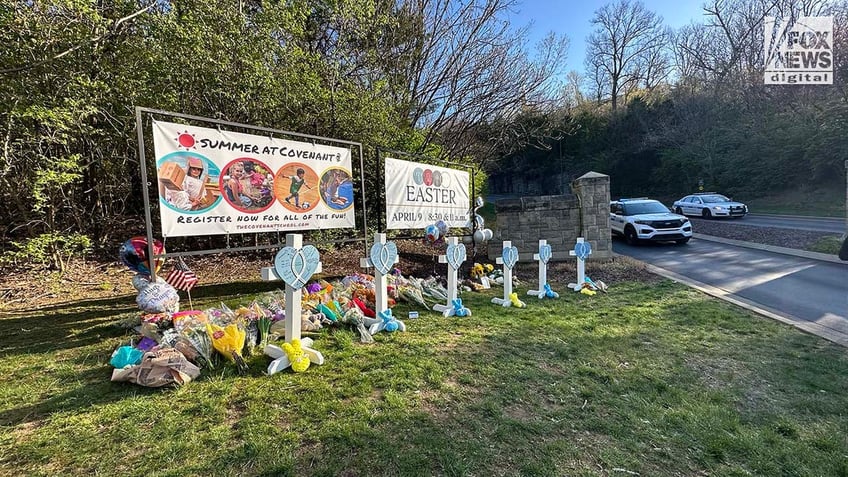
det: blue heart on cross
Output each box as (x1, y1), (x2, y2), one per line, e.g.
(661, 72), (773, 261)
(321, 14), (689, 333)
(445, 243), (466, 270)
(539, 244), (552, 264)
(274, 245), (320, 290)
(501, 246), (519, 269)
(574, 241), (592, 261)
(370, 241), (398, 275)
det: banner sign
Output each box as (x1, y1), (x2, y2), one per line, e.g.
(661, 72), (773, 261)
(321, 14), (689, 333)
(152, 120), (355, 237)
(384, 157), (470, 229)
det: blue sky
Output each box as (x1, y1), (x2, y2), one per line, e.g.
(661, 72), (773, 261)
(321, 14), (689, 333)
(509, 0), (710, 73)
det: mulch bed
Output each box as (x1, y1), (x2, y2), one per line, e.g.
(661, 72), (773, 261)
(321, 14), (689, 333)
(1, 238), (657, 311)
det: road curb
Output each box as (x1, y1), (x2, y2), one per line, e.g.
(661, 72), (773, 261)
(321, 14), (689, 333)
(693, 233), (846, 265)
(643, 263), (848, 348)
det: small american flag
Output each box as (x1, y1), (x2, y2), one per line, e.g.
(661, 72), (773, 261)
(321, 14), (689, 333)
(166, 258), (198, 291)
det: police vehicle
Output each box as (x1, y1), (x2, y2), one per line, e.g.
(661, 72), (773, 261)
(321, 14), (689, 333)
(672, 193), (748, 218)
(610, 198), (692, 245)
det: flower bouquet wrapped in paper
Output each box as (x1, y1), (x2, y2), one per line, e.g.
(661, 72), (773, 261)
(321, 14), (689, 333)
(398, 285), (428, 309)
(182, 327), (214, 369)
(339, 306), (374, 344)
(206, 322), (248, 374)
(421, 277), (449, 302)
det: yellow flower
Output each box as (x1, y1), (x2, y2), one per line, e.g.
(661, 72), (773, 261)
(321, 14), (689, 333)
(206, 323), (246, 362)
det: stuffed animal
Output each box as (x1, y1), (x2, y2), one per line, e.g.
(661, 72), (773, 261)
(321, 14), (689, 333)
(509, 292), (526, 308)
(368, 308), (406, 335)
(282, 339), (311, 372)
(452, 298), (471, 317)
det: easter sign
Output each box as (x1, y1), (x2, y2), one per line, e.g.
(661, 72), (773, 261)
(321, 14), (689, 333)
(384, 157), (470, 230)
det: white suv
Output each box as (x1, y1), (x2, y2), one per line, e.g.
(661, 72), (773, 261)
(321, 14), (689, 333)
(610, 198), (692, 245)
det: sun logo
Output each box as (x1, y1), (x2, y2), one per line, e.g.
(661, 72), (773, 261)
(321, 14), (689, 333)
(174, 130), (197, 150)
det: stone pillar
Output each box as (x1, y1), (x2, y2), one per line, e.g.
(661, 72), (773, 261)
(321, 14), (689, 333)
(570, 171), (612, 259)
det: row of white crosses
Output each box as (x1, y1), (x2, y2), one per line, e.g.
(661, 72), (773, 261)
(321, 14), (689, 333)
(490, 237), (593, 303)
(260, 233), (592, 374)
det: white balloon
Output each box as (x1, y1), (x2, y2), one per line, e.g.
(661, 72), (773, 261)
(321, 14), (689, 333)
(473, 230), (485, 242)
(136, 282), (180, 313)
(483, 229), (493, 241)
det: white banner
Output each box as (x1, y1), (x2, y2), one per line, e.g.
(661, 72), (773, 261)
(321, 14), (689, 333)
(384, 157), (470, 229)
(152, 120), (355, 237)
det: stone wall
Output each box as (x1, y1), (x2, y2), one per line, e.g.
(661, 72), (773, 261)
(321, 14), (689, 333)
(488, 171), (611, 261)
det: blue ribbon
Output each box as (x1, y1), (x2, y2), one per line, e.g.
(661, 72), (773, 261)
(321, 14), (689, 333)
(452, 298), (469, 317)
(544, 283), (559, 299)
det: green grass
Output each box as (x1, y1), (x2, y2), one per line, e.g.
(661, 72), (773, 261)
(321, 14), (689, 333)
(2, 280), (848, 476)
(745, 185), (846, 217)
(808, 235), (845, 255)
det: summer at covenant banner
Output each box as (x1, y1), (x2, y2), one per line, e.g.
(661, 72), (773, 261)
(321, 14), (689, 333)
(384, 157), (470, 230)
(152, 120), (356, 237)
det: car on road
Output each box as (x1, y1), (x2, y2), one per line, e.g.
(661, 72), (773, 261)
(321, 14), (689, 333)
(672, 193), (748, 218)
(610, 198), (692, 245)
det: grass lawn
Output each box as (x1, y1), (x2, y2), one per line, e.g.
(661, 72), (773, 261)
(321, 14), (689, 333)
(744, 185), (846, 218)
(2, 279), (847, 476)
(808, 235), (844, 255)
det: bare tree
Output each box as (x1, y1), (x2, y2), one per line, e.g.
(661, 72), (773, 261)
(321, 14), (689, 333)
(672, 0), (833, 92)
(397, 0), (569, 160)
(585, 0), (668, 111)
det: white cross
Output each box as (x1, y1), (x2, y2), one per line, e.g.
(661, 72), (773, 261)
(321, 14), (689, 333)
(359, 233), (398, 314)
(491, 241), (522, 307)
(568, 237), (591, 291)
(432, 237), (470, 317)
(263, 233), (324, 374)
(527, 239), (556, 299)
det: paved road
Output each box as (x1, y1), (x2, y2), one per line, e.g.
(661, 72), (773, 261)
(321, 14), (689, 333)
(703, 214), (846, 234)
(613, 237), (848, 339)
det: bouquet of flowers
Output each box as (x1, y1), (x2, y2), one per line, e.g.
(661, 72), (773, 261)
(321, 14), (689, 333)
(182, 327), (215, 369)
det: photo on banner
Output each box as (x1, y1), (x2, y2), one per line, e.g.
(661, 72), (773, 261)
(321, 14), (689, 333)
(152, 121), (356, 237)
(384, 157), (470, 230)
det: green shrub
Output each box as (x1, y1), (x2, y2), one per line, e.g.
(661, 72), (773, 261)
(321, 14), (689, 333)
(0, 233), (92, 272)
